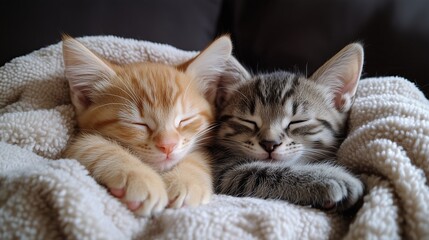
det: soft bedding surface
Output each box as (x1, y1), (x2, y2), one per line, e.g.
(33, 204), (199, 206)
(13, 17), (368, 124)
(0, 36), (428, 239)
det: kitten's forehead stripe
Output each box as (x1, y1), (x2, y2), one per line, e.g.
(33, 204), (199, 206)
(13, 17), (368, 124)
(130, 65), (182, 110)
(251, 72), (300, 107)
(262, 75), (282, 104)
(292, 101), (299, 116)
(255, 78), (266, 105)
(281, 75), (299, 106)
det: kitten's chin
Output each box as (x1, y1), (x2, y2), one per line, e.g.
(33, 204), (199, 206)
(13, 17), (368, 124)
(271, 152), (302, 164)
(249, 151), (283, 162)
(155, 161), (177, 172)
(151, 158), (181, 172)
(151, 152), (186, 172)
(250, 151), (302, 164)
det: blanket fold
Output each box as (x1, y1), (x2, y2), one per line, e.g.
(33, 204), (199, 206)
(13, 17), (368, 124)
(1, 36), (428, 239)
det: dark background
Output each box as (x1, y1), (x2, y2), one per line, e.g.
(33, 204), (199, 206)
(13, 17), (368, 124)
(1, 0), (429, 96)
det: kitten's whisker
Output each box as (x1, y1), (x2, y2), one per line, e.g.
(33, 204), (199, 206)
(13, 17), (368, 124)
(118, 82), (141, 104)
(196, 128), (214, 137)
(301, 148), (336, 162)
(90, 102), (129, 112)
(113, 80), (141, 105)
(111, 84), (140, 105)
(101, 93), (135, 106)
(303, 148), (334, 155)
(302, 150), (334, 158)
(195, 123), (218, 137)
(195, 131), (216, 141)
(195, 134), (216, 141)
(306, 148), (336, 155)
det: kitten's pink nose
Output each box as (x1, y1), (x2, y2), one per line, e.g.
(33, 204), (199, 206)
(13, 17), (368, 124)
(157, 142), (177, 155)
(155, 132), (179, 156)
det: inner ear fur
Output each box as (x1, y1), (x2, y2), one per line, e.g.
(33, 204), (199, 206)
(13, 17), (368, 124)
(179, 35), (251, 110)
(310, 43), (364, 112)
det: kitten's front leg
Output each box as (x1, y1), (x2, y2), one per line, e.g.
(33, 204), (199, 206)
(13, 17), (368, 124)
(162, 151), (213, 208)
(287, 163), (364, 211)
(65, 134), (168, 216)
(218, 161), (363, 211)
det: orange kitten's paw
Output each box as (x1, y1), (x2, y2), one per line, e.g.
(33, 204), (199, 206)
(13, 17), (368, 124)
(110, 188), (125, 198)
(165, 178), (213, 209)
(107, 171), (168, 216)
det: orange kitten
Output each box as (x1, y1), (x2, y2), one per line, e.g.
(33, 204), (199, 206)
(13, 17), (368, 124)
(63, 36), (233, 216)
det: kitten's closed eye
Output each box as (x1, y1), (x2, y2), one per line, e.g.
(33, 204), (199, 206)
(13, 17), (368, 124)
(236, 117), (259, 130)
(132, 122), (149, 127)
(288, 120), (326, 135)
(289, 119), (309, 125)
(286, 119), (309, 130)
(179, 115), (197, 127)
(131, 122), (151, 132)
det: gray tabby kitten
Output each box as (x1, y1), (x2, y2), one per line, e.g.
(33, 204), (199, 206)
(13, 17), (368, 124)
(212, 43), (364, 211)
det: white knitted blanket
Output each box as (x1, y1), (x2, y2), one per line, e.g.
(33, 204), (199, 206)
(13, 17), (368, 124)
(1, 36), (428, 240)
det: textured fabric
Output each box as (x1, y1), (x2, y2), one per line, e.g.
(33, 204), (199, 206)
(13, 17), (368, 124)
(1, 36), (428, 239)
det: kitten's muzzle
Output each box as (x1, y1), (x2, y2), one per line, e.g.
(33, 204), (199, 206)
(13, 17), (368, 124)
(259, 140), (282, 153)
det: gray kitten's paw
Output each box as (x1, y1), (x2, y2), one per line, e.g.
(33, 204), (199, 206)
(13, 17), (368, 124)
(316, 172), (364, 211)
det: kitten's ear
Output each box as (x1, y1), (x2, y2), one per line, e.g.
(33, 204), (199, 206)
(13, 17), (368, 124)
(183, 35), (250, 108)
(214, 56), (251, 109)
(184, 35), (232, 95)
(310, 43), (364, 112)
(62, 35), (116, 114)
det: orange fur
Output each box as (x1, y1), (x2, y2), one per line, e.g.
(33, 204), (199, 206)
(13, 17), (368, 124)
(63, 36), (233, 216)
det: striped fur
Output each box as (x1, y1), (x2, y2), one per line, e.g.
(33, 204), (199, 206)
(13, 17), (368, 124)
(212, 43), (365, 211)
